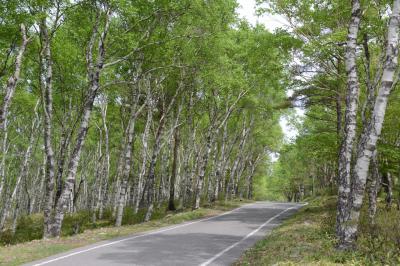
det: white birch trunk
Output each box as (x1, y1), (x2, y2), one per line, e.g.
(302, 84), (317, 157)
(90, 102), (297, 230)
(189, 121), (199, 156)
(52, 8), (111, 237)
(115, 105), (138, 226)
(134, 85), (153, 214)
(39, 18), (58, 238)
(0, 24), (30, 130)
(336, 0), (362, 242)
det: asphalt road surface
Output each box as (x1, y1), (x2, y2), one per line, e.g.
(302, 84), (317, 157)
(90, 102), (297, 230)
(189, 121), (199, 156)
(26, 202), (305, 266)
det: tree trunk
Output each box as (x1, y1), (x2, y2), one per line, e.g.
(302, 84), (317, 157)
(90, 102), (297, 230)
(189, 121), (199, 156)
(214, 122), (228, 201)
(92, 135), (103, 223)
(115, 93), (142, 227)
(144, 109), (166, 221)
(336, 0), (362, 243)
(382, 172), (393, 209)
(144, 84), (180, 221)
(52, 9), (110, 237)
(0, 125), (8, 198)
(194, 128), (214, 209)
(99, 99), (110, 219)
(168, 129), (180, 211)
(39, 18), (58, 238)
(134, 85), (153, 213)
(226, 124), (249, 201)
(0, 24), (30, 130)
(367, 151), (381, 223)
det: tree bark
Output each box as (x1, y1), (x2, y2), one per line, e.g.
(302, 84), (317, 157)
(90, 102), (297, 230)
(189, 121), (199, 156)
(336, 0), (362, 244)
(145, 85), (180, 221)
(382, 172), (393, 209)
(225, 124), (249, 201)
(39, 18), (58, 239)
(193, 127), (214, 210)
(134, 84), (153, 214)
(99, 98), (110, 219)
(115, 92), (144, 226)
(144, 108), (167, 221)
(0, 24), (30, 130)
(168, 128), (180, 211)
(213, 122), (228, 201)
(115, 116), (136, 226)
(367, 151), (381, 223)
(52, 8), (111, 237)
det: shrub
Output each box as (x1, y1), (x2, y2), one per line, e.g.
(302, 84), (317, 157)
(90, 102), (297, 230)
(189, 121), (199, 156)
(358, 207), (400, 265)
(0, 214), (43, 245)
(61, 211), (90, 236)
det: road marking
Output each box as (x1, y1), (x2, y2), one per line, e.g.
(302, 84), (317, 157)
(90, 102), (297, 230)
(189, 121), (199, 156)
(199, 203), (306, 266)
(31, 202), (258, 266)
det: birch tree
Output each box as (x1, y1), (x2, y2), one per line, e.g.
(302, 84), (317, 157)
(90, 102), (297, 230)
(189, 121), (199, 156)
(336, 0), (362, 243)
(341, 0), (400, 248)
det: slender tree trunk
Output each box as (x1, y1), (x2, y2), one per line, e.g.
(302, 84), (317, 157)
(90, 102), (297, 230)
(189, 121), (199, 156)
(194, 128), (214, 209)
(115, 94), (142, 227)
(367, 151), (381, 223)
(52, 9), (110, 237)
(247, 154), (260, 199)
(236, 154), (249, 199)
(112, 144), (126, 218)
(226, 124), (249, 201)
(115, 133), (134, 226)
(99, 99), (110, 219)
(39, 18), (58, 238)
(134, 85), (152, 213)
(29, 163), (43, 214)
(144, 84), (180, 221)
(0, 25), (30, 203)
(207, 141), (218, 202)
(91, 135), (103, 223)
(0, 125), (8, 198)
(11, 201), (19, 234)
(382, 172), (393, 209)
(214, 122), (228, 201)
(336, 0), (362, 244)
(180, 92), (195, 207)
(168, 129), (180, 211)
(36, 154), (47, 213)
(0, 24), (30, 130)
(144, 110), (166, 221)
(55, 99), (73, 206)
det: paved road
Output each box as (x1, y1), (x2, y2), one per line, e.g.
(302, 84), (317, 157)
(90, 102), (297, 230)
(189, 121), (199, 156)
(26, 202), (305, 266)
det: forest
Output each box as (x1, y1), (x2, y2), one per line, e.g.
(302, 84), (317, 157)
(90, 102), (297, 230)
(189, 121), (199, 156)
(0, 0), (294, 243)
(2, 0), (400, 265)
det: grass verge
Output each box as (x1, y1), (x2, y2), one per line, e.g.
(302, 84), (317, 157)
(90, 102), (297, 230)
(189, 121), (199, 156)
(235, 196), (400, 266)
(0, 200), (250, 266)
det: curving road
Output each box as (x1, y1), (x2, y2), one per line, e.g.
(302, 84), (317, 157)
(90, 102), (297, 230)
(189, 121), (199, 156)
(26, 202), (305, 266)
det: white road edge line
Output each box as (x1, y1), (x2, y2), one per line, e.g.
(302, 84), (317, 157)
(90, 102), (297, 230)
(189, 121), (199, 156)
(31, 202), (256, 266)
(199, 203), (307, 266)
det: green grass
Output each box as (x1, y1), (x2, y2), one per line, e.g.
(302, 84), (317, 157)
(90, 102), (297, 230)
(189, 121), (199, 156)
(0, 200), (251, 266)
(235, 196), (400, 266)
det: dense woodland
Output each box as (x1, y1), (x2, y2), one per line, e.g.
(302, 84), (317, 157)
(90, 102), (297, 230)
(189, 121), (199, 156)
(0, 0), (295, 241)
